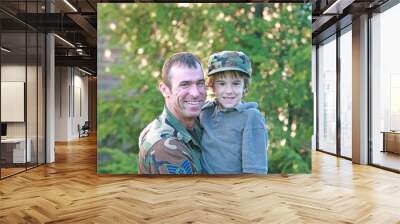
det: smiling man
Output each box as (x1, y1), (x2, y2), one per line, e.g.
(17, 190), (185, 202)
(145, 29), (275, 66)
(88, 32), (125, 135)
(138, 52), (206, 174)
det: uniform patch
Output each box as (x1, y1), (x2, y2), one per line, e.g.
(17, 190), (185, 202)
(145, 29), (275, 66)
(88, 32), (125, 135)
(165, 160), (193, 174)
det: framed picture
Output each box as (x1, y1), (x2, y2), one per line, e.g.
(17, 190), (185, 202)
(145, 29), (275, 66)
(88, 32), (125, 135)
(98, 3), (312, 175)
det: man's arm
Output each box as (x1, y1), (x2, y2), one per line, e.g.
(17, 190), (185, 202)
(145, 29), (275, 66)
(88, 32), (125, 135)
(142, 137), (197, 174)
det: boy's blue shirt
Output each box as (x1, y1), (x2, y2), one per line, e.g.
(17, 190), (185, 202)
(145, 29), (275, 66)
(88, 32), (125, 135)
(199, 100), (269, 174)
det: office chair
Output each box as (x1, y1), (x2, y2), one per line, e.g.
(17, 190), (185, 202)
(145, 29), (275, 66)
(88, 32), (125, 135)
(79, 121), (90, 138)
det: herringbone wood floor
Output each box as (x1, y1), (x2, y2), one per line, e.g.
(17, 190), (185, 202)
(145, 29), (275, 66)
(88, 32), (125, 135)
(1, 135), (400, 224)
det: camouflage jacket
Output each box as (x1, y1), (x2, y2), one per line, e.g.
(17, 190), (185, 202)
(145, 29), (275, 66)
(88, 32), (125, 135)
(138, 107), (202, 174)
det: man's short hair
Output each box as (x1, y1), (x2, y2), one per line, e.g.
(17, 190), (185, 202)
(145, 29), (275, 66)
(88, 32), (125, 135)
(161, 52), (202, 88)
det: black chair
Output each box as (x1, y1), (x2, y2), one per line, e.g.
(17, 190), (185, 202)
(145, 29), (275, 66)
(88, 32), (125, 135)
(79, 121), (90, 138)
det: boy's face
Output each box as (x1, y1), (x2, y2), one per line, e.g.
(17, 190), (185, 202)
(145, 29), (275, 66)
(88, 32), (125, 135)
(212, 74), (244, 109)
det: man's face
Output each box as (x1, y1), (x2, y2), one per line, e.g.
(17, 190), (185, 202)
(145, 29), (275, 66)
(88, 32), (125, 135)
(163, 64), (206, 121)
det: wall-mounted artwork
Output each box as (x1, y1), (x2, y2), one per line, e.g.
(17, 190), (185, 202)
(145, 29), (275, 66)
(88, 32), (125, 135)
(1, 81), (25, 122)
(97, 3), (312, 175)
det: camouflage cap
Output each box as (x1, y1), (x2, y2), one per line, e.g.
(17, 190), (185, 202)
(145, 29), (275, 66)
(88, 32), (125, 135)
(207, 51), (252, 77)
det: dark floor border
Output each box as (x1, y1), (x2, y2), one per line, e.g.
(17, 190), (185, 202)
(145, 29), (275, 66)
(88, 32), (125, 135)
(370, 164), (400, 174)
(316, 149), (352, 161)
(316, 149), (400, 174)
(0, 163), (45, 180)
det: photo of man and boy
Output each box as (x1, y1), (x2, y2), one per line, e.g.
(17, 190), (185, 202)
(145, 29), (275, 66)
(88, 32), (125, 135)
(98, 3), (312, 175)
(138, 51), (268, 174)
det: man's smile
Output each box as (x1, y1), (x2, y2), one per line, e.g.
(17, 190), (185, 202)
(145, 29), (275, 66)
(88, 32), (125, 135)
(184, 100), (203, 106)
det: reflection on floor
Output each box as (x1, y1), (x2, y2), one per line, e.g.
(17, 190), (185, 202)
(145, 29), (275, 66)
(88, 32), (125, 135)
(0, 163), (41, 178)
(0, 167), (25, 178)
(372, 150), (400, 171)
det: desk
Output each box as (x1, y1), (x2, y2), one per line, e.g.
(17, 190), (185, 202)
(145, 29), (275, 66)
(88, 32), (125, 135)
(381, 131), (400, 154)
(1, 138), (31, 163)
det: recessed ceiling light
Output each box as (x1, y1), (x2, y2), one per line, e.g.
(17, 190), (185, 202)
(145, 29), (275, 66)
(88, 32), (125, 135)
(1, 47), (11, 53)
(323, 0), (355, 15)
(63, 0), (78, 12)
(78, 67), (92, 76)
(54, 34), (75, 48)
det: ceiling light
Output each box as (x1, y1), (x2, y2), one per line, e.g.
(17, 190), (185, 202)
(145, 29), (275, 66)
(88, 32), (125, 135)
(54, 34), (75, 48)
(63, 0), (78, 12)
(1, 47), (11, 53)
(323, 0), (355, 15)
(78, 67), (92, 76)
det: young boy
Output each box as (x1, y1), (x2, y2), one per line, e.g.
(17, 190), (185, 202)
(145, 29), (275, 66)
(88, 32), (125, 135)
(200, 51), (268, 174)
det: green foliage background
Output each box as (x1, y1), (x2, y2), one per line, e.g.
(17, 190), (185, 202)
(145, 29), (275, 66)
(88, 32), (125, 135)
(97, 3), (312, 174)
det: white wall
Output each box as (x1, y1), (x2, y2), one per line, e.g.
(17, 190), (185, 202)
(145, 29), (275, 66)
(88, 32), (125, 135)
(55, 67), (89, 141)
(55, 67), (69, 141)
(73, 73), (89, 137)
(1, 65), (26, 81)
(312, 45), (316, 150)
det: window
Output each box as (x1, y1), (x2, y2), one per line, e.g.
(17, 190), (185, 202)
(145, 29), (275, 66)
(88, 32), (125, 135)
(371, 3), (400, 171)
(317, 36), (337, 154)
(339, 28), (352, 158)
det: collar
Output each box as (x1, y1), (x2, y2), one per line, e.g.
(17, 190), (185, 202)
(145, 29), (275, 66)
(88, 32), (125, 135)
(163, 106), (201, 146)
(202, 100), (257, 113)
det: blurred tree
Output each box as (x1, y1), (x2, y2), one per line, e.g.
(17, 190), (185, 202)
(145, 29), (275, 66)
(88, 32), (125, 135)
(98, 3), (312, 174)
